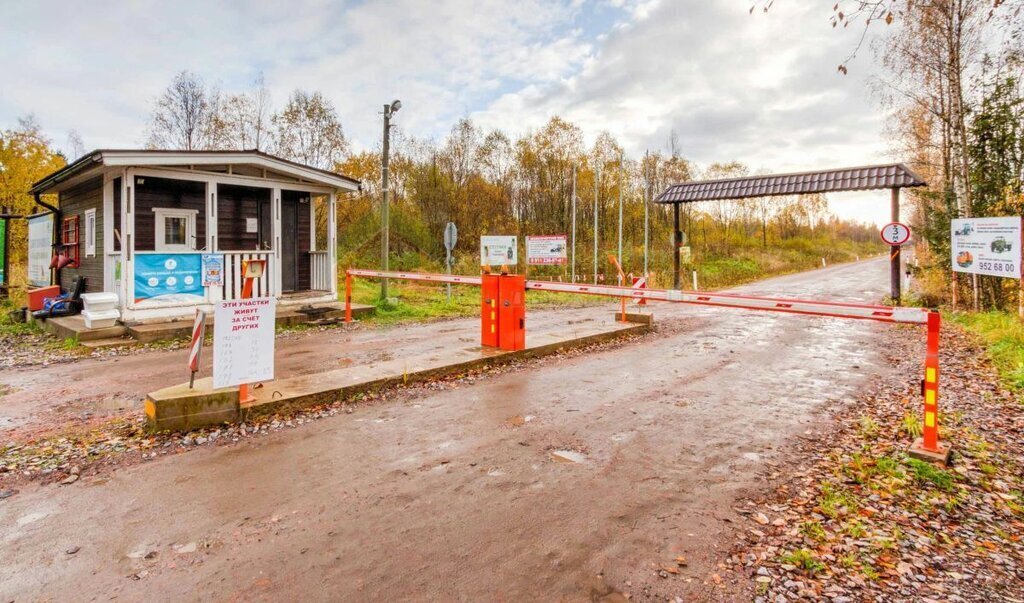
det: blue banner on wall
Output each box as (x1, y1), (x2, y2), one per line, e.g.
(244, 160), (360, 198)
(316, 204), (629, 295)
(134, 253), (204, 304)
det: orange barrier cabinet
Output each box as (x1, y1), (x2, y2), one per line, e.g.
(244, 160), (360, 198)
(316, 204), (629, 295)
(497, 274), (526, 351)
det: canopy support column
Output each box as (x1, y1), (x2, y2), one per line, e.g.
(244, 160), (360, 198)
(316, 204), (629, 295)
(673, 202), (681, 290)
(890, 187), (901, 304)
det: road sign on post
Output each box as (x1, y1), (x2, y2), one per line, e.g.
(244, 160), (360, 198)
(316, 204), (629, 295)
(444, 222), (457, 302)
(880, 222), (911, 246)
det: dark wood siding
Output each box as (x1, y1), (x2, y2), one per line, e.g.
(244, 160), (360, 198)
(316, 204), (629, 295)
(133, 177), (206, 251)
(283, 190), (311, 291)
(217, 184), (270, 251)
(112, 177), (121, 251)
(58, 176), (104, 293)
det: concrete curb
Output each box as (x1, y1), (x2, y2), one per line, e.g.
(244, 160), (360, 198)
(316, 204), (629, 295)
(146, 321), (652, 432)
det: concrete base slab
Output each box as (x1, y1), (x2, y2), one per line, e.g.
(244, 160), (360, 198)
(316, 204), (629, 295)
(146, 377), (240, 432)
(610, 312), (654, 325)
(146, 319), (650, 431)
(908, 438), (953, 466)
(40, 315), (128, 342)
(80, 337), (140, 349)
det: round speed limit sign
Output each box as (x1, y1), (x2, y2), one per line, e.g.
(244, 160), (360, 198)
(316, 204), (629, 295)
(880, 222), (911, 246)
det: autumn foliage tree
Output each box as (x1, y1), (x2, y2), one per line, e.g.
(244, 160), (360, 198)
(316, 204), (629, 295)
(0, 117), (66, 288)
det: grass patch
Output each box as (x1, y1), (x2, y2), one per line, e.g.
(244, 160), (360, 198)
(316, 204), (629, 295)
(950, 310), (1024, 393)
(905, 457), (955, 491)
(348, 277), (605, 325)
(818, 483), (859, 519)
(901, 413), (922, 438)
(779, 548), (826, 576)
(799, 521), (827, 543)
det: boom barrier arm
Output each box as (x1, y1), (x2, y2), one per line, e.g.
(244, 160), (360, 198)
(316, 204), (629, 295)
(343, 269), (944, 460)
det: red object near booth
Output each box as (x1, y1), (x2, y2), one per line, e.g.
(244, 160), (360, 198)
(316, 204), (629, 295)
(27, 285), (60, 311)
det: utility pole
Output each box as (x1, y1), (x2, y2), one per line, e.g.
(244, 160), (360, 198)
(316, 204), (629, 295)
(617, 151), (623, 284)
(570, 166), (577, 283)
(643, 150), (650, 277)
(593, 162), (600, 284)
(380, 99), (401, 300)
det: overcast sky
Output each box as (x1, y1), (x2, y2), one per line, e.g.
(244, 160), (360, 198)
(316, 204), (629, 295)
(0, 0), (897, 224)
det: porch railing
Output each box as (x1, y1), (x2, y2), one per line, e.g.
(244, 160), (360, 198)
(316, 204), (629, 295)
(310, 251), (332, 291)
(222, 251), (275, 300)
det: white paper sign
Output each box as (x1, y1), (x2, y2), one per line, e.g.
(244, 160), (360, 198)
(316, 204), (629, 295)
(480, 235), (517, 266)
(951, 217), (1021, 278)
(27, 213), (54, 287)
(213, 297), (276, 388)
(246, 218), (258, 233)
(526, 235), (567, 265)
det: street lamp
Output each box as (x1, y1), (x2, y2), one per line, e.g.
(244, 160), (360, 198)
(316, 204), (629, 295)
(381, 99), (401, 300)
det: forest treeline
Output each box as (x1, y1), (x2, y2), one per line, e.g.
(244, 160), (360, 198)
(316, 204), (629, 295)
(857, 0), (1024, 311)
(2, 70), (883, 296)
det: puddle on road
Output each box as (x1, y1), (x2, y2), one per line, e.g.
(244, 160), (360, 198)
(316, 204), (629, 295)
(550, 450), (586, 464)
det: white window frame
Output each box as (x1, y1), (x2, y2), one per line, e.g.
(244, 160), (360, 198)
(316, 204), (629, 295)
(84, 208), (97, 258)
(152, 208), (198, 252)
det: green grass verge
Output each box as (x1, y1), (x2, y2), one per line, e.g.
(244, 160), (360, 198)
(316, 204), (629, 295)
(349, 278), (606, 325)
(950, 310), (1024, 393)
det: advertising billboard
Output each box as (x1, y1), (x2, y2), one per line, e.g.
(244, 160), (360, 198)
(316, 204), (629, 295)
(526, 235), (567, 265)
(951, 217), (1021, 279)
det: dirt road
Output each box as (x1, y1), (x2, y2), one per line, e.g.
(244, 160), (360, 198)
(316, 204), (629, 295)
(0, 258), (908, 601)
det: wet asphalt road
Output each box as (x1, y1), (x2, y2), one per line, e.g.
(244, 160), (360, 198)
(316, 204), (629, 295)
(0, 257), (910, 601)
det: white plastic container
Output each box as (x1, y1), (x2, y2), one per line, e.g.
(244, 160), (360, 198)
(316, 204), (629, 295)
(83, 308), (120, 329)
(81, 292), (119, 313)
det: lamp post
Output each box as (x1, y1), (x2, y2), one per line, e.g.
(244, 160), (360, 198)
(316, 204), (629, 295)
(381, 99), (401, 300)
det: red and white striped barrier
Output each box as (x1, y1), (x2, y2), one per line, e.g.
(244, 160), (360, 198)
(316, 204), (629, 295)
(632, 275), (647, 306)
(188, 309), (207, 389)
(343, 268), (944, 460)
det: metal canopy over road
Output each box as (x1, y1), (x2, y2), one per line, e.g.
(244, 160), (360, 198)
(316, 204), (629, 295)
(653, 163), (928, 301)
(653, 163), (926, 203)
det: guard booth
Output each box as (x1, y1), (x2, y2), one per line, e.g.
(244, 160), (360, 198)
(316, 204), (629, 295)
(28, 149), (361, 324)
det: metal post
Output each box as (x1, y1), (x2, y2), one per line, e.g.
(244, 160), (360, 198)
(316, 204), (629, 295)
(571, 166), (577, 283)
(617, 151), (623, 284)
(345, 271), (353, 322)
(890, 188), (901, 304)
(446, 245), (452, 302)
(673, 202), (681, 290)
(0, 216), (9, 299)
(922, 311), (941, 451)
(381, 104), (392, 301)
(643, 151), (650, 278)
(593, 163), (600, 284)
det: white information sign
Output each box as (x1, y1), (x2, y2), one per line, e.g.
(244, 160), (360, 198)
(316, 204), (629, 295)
(526, 235), (567, 265)
(213, 297), (276, 388)
(951, 217), (1021, 278)
(27, 213), (54, 287)
(480, 235), (517, 266)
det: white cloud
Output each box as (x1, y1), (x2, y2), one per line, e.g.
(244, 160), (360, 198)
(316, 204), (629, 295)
(0, 0), (900, 224)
